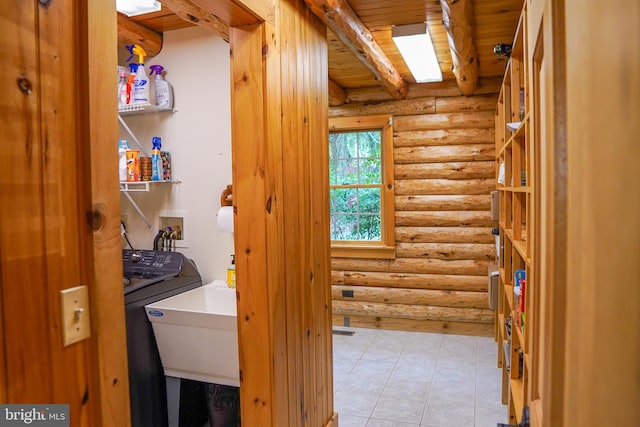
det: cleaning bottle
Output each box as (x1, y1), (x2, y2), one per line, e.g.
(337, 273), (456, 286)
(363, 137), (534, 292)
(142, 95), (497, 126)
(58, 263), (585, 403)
(227, 255), (236, 288)
(118, 139), (130, 181)
(149, 64), (174, 110)
(151, 136), (163, 181)
(117, 66), (127, 107)
(131, 45), (150, 104)
(126, 63), (138, 105)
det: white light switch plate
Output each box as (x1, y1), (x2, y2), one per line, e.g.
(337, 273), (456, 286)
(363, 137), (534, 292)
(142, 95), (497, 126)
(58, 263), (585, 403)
(60, 285), (91, 347)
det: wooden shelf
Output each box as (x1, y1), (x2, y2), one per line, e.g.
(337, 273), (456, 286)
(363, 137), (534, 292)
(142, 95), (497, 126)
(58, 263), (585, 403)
(505, 284), (514, 312)
(501, 186), (531, 193)
(495, 1), (536, 422)
(510, 377), (525, 423)
(513, 239), (528, 263)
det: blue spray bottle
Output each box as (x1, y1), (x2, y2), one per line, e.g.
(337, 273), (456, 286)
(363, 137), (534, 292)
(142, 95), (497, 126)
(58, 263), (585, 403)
(151, 136), (163, 181)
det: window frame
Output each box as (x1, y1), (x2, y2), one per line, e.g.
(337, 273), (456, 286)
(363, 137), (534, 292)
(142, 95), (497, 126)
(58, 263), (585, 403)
(329, 114), (395, 259)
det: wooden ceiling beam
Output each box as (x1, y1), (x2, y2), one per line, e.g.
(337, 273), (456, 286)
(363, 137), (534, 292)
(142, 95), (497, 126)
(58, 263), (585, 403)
(117, 12), (163, 57)
(304, 0), (408, 100)
(158, 0), (230, 41)
(441, 0), (478, 96)
(328, 79), (347, 106)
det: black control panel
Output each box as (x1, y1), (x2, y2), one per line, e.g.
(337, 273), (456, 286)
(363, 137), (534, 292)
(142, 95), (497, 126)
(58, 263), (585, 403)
(123, 249), (184, 280)
(122, 249), (188, 294)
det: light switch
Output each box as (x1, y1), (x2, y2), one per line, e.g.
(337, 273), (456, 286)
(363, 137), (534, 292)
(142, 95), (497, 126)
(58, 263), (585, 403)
(60, 285), (91, 347)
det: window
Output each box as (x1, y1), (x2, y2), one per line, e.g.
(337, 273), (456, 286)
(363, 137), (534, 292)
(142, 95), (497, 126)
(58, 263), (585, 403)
(329, 114), (395, 258)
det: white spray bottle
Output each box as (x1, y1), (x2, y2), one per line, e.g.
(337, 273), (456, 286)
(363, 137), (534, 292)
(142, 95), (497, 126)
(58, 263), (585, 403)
(149, 65), (174, 110)
(131, 45), (150, 104)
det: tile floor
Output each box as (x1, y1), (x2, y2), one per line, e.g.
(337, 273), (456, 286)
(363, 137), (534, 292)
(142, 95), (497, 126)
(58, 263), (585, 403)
(332, 327), (508, 427)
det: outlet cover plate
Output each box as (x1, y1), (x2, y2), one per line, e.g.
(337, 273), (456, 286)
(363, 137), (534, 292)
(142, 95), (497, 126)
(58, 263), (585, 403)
(60, 285), (91, 347)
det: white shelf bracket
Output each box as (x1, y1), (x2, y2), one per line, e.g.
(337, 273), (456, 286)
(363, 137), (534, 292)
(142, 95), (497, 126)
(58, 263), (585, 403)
(121, 190), (153, 230)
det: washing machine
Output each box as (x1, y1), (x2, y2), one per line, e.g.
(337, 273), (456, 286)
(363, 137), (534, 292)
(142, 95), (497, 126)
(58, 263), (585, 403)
(123, 249), (208, 427)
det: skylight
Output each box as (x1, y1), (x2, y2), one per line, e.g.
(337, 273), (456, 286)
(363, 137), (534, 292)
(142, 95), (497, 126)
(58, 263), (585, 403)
(116, 0), (161, 17)
(392, 23), (443, 83)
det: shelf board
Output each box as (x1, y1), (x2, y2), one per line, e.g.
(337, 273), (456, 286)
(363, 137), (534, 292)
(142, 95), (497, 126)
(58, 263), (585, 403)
(505, 284), (514, 312)
(510, 377), (525, 424)
(513, 239), (528, 263)
(118, 103), (175, 116)
(498, 136), (513, 158)
(514, 315), (525, 346)
(119, 180), (181, 192)
(501, 186), (531, 193)
(503, 228), (530, 264)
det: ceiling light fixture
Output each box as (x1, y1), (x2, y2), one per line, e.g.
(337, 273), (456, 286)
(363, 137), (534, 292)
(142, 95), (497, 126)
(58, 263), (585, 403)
(116, 0), (161, 17)
(392, 23), (442, 83)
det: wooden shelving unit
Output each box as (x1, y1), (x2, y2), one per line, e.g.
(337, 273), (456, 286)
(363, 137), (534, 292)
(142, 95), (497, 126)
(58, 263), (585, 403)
(495, 2), (534, 424)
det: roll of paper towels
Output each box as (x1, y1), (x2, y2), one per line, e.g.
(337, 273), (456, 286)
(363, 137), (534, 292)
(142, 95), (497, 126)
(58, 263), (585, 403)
(216, 206), (234, 233)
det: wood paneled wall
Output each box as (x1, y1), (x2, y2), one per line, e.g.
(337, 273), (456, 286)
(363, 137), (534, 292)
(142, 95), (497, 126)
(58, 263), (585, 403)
(330, 79), (499, 336)
(1, 0), (130, 425)
(230, 0), (334, 425)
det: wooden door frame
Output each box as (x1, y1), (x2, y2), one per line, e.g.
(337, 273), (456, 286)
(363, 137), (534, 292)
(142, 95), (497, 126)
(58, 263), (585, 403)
(88, 0), (335, 425)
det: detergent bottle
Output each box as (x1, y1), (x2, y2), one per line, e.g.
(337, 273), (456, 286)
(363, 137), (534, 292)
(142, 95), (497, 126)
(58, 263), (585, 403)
(131, 45), (150, 104)
(151, 136), (163, 181)
(149, 65), (174, 110)
(118, 139), (130, 181)
(227, 255), (236, 288)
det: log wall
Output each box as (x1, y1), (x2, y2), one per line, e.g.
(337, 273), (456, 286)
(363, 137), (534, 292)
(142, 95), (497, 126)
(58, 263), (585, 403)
(330, 83), (498, 336)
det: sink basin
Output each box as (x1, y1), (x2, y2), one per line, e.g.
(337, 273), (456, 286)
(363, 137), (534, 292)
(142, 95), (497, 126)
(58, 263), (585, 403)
(145, 281), (239, 386)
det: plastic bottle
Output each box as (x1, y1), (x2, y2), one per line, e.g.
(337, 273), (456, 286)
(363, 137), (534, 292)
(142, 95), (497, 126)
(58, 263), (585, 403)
(227, 255), (236, 288)
(118, 139), (129, 181)
(126, 63), (138, 105)
(131, 45), (150, 104)
(149, 65), (174, 110)
(117, 66), (127, 106)
(117, 70), (127, 106)
(151, 136), (163, 181)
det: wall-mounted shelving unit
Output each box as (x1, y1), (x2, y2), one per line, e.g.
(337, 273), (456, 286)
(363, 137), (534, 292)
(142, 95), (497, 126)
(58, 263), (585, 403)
(118, 103), (177, 229)
(495, 2), (536, 425)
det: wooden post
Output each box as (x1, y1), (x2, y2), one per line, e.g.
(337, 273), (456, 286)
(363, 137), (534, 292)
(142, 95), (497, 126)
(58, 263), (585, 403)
(230, 1), (334, 425)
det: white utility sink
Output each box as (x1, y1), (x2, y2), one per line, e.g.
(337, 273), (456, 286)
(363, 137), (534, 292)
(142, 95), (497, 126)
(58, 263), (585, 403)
(145, 281), (239, 387)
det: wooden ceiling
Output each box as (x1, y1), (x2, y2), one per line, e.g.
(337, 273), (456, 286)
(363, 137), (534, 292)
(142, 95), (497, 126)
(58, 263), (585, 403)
(122, 0), (522, 99)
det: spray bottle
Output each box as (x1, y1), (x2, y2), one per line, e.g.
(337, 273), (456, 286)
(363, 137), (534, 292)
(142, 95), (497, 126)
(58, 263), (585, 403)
(126, 63), (138, 105)
(130, 44), (150, 104)
(151, 136), (163, 181)
(117, 66), (127, 106)
(149, 65), (174, 110)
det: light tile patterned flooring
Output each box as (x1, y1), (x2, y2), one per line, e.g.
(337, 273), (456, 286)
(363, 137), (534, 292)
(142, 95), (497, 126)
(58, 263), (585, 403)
(333, 327), (508, 427)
